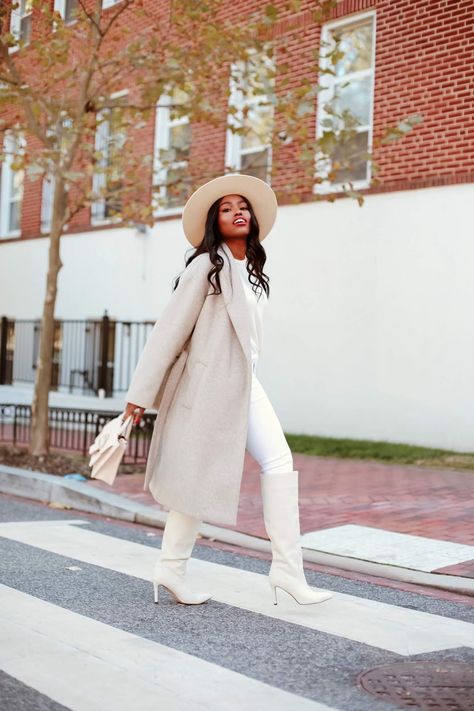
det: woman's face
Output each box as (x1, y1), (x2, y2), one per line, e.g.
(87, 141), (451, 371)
(217, 194), (251, 240)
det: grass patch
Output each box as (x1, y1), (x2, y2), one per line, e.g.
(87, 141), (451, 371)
(285, 433), (474, 471)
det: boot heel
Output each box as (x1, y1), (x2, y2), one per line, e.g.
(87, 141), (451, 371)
(261, 470), (334, 607)
(270, 583), (278, 605)
(153, 511), (213, 606)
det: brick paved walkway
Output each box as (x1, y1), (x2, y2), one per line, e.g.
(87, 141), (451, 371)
(89, 452), (474, 556)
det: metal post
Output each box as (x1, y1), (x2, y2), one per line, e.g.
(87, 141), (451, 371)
(98, 311), (110, 395)
(12, 405), (17, 447)
(0, 317), (9, 385)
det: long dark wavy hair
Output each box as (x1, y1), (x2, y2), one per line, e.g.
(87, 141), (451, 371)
(172, 194), (270, 300)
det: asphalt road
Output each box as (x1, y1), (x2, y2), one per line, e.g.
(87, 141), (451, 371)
(1, 494), (473, 711)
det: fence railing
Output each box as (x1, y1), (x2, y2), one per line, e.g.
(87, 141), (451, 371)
(0, 404), (155, 464)
(0, 314), (154, 397)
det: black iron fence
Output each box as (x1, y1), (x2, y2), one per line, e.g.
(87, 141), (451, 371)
(0, 314), (154, 396)
(0, 404), (156, 464)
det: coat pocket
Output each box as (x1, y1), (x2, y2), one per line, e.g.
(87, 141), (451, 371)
(181, 360), (207, 409)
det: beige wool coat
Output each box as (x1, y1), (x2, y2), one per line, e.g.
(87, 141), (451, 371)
(124, 240), (256, 527)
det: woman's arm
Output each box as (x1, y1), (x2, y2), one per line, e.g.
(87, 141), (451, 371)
(124, 255), (210, 412)
(123, 402), (146, 425)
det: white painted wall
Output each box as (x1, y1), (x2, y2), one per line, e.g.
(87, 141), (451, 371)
(0, 221), (194, 321)
(1, 182), (473, 451)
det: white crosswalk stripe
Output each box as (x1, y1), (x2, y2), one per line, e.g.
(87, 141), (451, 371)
(0, 585), (334, 711)
(1, 519), (473, 656)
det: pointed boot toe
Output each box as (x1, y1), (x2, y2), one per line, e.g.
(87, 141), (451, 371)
(153, 565), (213, 605)
(152, 510), (213, 605)
(269, 574), (333, 606)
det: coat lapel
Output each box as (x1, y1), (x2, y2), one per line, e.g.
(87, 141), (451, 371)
(217, 241), (252, 370)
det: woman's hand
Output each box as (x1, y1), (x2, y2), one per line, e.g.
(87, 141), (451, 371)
(124, 402), (146, 426)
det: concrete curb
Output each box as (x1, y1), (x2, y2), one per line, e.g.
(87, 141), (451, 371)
(0, 465), (472, 597)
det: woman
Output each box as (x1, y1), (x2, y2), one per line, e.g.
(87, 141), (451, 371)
(124, 173), (332, 609)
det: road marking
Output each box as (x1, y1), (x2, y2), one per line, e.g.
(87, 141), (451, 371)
(301, 524), (474, 571)
(0, 585), (332, 711)
(1, 519), (473, 656)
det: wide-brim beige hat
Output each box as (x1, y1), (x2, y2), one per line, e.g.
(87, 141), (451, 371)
(182, 173), (278, 247)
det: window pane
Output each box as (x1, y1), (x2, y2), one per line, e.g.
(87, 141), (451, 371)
(20, 14), (32, 43)
(41, 175), (54, 231)
(95, 114), (110, 165)
(109, 110), (126, 154)
(91, 197), (105, 222)
(245, 52), (275, 100)
(169, 122), (191, 162)
(104, 192), (121, 218)
(330, 130), (369, 183)
(11, 169), (24, 200)
(172, 87), (188, 103)
(65, 0), (78, 22)
(332, 20), (373, 77)
(93, 103), (126, 220)
(165, 165), (189, 208)
(334, 76), (371, 125)
(9, 201), (21, 232)
(105, 162), (122, 212)
(104, 109), (126, 192)
(168, 87), (189, 121)
(240, 149), (269, 181)
(241, 104), (274, 150)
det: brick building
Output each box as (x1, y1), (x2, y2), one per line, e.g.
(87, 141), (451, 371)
(1, 0), (473, 450)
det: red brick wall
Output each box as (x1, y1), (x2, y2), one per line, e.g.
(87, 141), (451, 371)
(267, 0), (474, 198)
(371, 0), (474, 193)
(2, 0), (473, 241)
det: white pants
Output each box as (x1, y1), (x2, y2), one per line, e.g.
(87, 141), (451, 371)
(245, 370), (294, 475)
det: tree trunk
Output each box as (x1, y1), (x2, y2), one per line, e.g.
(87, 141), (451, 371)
(30, 179), (67, 456)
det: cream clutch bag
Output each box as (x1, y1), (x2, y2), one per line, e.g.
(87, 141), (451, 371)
(88, 413), (134, 485)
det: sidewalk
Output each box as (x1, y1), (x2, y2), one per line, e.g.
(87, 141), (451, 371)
(87, 451), (474, 585)
(2, 382), (472, 575)
(1, 425), (473, 594)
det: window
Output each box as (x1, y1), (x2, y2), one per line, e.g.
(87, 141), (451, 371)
(53, 0), (78, 23)
(226, 48), (275, 183)
(92, 91), (128, 224)
(0, 133), (24, 238)
(315, 11), (376, 191)
(41, 119), (72, 233)
(153, 88), (191, 214)
(10, 0), (33, 45)
(41, 174), (54, 234)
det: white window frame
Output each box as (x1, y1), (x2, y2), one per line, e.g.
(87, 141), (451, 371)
(41, 118), (73, 233)
(40, 173), (55, 234)
(91, 89), (128, 226)
(225, 49), (275, 185)
(314, 10), (376, 194)
(9, 0), (33, 50)
(53, 0), (78, 24)
(102, 0), (123, 9)
(0, 132), (25, 239)
(153, 93), (191, 217)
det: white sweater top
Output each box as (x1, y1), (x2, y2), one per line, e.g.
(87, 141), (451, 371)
(231, 256), (268, 370)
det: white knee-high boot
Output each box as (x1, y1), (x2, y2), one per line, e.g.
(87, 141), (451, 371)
(260, 470), (333, 606)
(152, 509), (213, 605)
